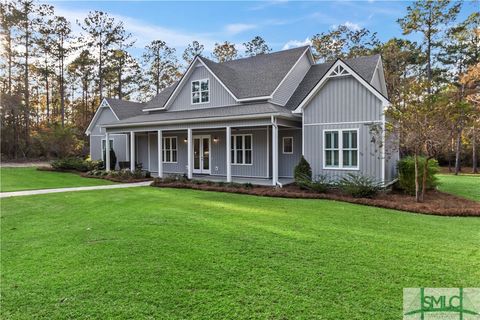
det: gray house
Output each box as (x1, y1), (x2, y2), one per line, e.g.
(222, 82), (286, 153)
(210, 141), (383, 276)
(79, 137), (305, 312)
(86, 46), (398, 186)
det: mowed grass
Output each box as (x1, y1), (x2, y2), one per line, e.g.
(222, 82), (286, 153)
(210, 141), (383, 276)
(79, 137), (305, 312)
(1, 187), (479, 319)
(0, 167), (114, 192)
(437, 174), (480, 201)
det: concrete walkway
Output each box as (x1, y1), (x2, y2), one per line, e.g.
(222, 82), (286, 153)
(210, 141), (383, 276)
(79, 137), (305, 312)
(0, 181), (152, 198)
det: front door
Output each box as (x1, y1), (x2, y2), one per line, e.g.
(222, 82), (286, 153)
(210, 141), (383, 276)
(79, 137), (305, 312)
(193, 135), (211, 174)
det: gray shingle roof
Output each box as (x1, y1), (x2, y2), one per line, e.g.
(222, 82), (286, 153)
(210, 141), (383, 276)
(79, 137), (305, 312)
(200, 46), (309, 99)
(105, 103), (296, 126)
(104, 98), (146, 120)
(284, 55), (381, 110)
(142, 82), (178, 110)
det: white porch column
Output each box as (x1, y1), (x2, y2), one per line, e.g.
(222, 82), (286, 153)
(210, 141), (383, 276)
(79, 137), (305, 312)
(187, 128), (193, 179)
(130, 131), (135, 171)
(226, 126), (232, 182)
(272, 120), (279, 186)
(157, 130), (163, 178)
(105, 132), (111, 172)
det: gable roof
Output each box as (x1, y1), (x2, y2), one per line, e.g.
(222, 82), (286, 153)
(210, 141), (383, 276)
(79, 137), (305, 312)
(200, 45), (310, 99)
(142, 83), (178, 111)
(104, 98), (146, 120)
(285, 54), (383, 110)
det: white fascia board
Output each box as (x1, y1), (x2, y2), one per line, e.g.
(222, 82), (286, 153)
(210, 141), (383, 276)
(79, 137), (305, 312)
(270, 47), (311, 99)
(292, 59), (390, 114)
(85, 98), (119, 135)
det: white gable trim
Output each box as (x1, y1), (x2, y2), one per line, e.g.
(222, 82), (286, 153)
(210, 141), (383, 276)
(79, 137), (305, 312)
(270, 47), (311, 99)
(292, 59), (390, 114)
(85, 99), (120, 135)
(143, 56), (240, 112)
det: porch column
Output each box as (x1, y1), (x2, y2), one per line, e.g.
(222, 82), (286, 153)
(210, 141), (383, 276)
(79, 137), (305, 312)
(272, 121), (278, 186)
(157, 129), (163, 178)
(130, 131), (135, 171)
(187, 128), (193, 179)
(105, 132), (111, 172)
(226, 126), (232, 182)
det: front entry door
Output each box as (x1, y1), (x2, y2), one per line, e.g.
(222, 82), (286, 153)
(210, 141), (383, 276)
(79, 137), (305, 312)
(193, 135), (211, 174)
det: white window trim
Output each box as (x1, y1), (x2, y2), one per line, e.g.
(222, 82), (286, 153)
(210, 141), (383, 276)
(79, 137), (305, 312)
(101, 138), (114, 161)
(163, 136), (178, 164)
(231, 134), (253, 166)
(322, 128), (359, 170)
(191, 78), (210, 105)
(282, 136), (293, 154)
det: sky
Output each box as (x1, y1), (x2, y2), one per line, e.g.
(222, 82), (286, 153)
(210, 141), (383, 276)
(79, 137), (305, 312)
(44, 0), (477, 59)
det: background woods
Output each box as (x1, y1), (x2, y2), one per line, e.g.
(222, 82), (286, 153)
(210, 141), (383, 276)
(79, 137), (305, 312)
(0, 0), (479, 173)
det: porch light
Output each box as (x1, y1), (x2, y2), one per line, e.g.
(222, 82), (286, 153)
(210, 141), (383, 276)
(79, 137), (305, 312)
(213, 137), (219, 143)
(183, 138), (188, 143)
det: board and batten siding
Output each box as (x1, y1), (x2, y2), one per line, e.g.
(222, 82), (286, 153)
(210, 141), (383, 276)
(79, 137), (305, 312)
(278, 129), (302, 177)
(271, 53), (311, 106)
(303, 75), (386, 181)
(168, 64), (238, 111)
(89, 107), (128, 165)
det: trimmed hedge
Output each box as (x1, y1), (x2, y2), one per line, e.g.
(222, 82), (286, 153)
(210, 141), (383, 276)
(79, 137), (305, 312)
(397, 156), (439, 195)
(51, 157), (102, 172)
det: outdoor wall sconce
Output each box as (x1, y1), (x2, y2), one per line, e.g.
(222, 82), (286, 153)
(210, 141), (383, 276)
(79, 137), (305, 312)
(183, 138), (188, 143)
(213, 137), (219, 143)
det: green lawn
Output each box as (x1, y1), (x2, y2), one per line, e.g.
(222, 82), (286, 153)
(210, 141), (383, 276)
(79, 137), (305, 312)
(0, 167), (114, 192)
(437, 174), (480, 201)
(1, 187), (479, 319)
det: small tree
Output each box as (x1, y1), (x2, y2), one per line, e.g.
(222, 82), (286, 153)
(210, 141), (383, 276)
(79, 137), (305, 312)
(294, 156), (312, 182)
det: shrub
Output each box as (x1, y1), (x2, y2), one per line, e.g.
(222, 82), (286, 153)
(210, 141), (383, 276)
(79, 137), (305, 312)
(294, 156), (312, 183)
(297, 174), (331, 193)
(397, 156), (439, 195)
(338, 173), (382, 198)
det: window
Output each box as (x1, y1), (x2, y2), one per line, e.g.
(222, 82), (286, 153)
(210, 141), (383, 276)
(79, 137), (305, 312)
(101, 139), (114, 160)
(324, 129), (358, 169)
(163, 137), (177, 163)
(192, 79), (209, 104)
(282, 137), (293, 154)
(231, 134), (252, 165)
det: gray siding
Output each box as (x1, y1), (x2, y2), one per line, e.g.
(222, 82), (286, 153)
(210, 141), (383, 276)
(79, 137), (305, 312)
(278, 128), (302, 177)
(169, 63), (238, 111)
(303, 75), (386, 182)
(89, 107), (128, 167)
(271, 53), (311, 106)
(89, 134), (128, 167)
(136, 134), (149, 169)
(304, 76), (383, 124)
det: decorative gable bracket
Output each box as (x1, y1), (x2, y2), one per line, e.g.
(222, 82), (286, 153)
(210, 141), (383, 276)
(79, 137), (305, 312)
(328, 65), (350, 78)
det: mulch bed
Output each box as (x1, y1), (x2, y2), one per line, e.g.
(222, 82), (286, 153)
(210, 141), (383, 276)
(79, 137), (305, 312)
(37, 167), (153, 183)
(151, 181), (480, 217)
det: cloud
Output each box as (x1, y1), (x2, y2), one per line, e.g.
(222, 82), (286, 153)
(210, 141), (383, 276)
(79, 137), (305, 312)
(52, 5), (219, 52)
(343, 21), (361, 31)
(282, 38), (311, 50)
(248, 0), (289, 11)
(225, 23), (257, 35)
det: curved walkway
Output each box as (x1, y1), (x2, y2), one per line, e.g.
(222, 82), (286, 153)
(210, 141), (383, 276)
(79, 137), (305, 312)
(0, 181), (152, 198)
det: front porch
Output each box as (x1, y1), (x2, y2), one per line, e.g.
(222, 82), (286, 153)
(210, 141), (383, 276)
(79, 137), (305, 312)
(104, 117), (302, 187)
(191, 174), (295, 187)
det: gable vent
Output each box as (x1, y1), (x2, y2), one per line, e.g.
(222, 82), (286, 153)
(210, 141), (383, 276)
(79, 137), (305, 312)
(329, 65), (350, 78)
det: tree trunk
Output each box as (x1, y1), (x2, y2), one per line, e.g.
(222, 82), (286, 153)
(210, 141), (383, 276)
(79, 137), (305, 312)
(60, 46), (65, 127)
(24, 17), (30, 150)
(414, 153), (420, 202)
(454, 128), (462, 175)
(99, 44), (103, 101)
(421, 157), (430, 202)
(45, 64), (50, 123)
(473, 125), (478, 174)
